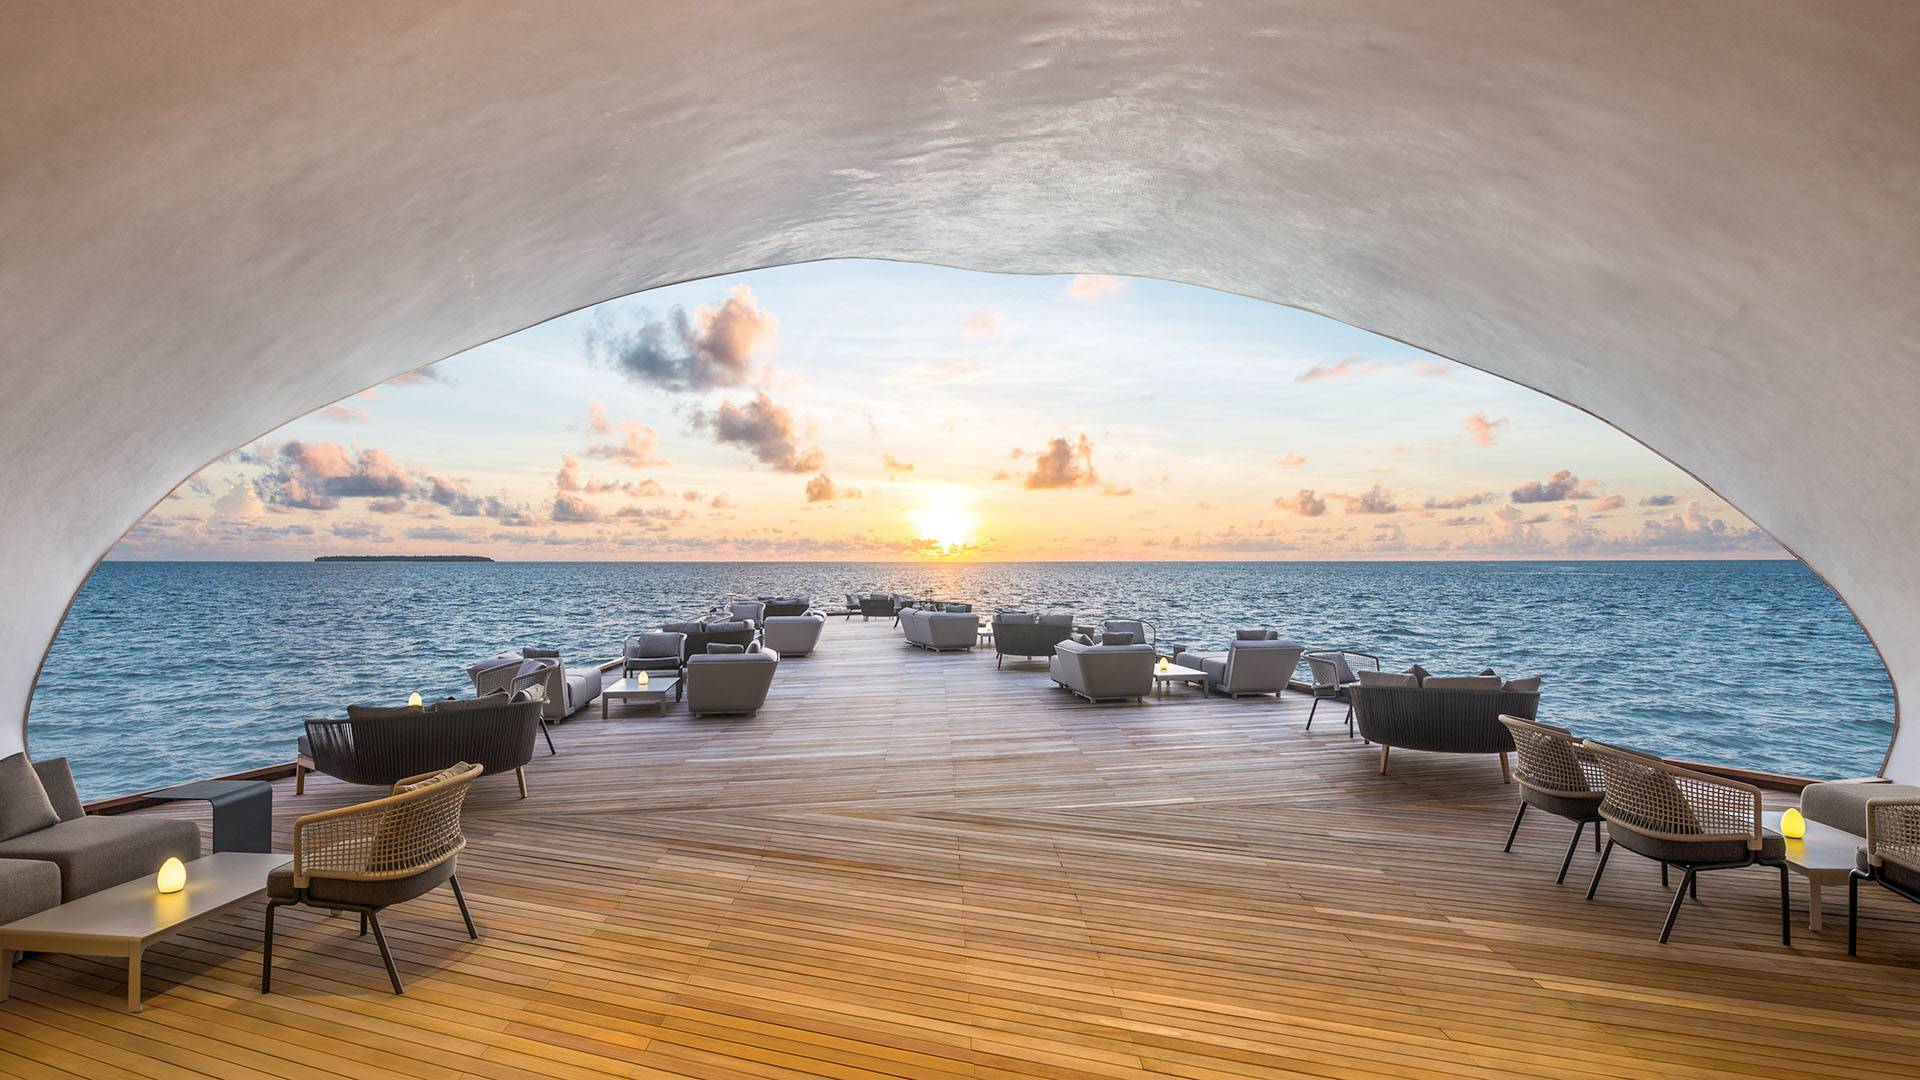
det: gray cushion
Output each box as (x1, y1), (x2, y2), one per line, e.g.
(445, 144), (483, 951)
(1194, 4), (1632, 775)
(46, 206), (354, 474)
(1328, 653), (1358, 684)
(662, 619), (704, 635)
(521, 647), (561, 659)
(1070, 632), (1092, 646)
(1235, 629), (1272, 641)
(1424, 675), (1504, 691)
(30, 757), (85, 823)
(269, 855), (454, 907)
(0, 752), (59, 842)
(0, 858), (62, 925)
(1479, 667), (1501, 679)
(707, 642), (746, 654)
(996, 611), (1035, 623)
(1610, 826), (1784, 865)
(1100, 632), (1135, 646)
(1503, 676), (1543, 693)
(425, 691), (512, 713)
(0, 815), (202, 900)
(631, 632), (684, 658)
(1356, 669), (1418, 688)
(1801, 781), (1920, 835)
(1036, 613), (1074, 626)
(1200, 657), (1228, 680)
(345, 703), (425, 720)
(1404, 664), (1431, 684)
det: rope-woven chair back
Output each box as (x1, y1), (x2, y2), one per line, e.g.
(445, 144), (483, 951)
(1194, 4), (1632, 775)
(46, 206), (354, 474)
(292, 762), (481, 886)
(1304, 654), (1340, 691)
(1499, 715), (1603, 796)
(1585, 741), (1761, 847)
(1866, 797), (1920, 875)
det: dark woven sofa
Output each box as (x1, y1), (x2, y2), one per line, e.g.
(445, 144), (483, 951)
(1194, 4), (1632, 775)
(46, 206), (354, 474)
(992, 612), (1076, 668)
(297, 694), (544, 798)
(662, 617), (758, 659)
(1350, 677), (1540, 779)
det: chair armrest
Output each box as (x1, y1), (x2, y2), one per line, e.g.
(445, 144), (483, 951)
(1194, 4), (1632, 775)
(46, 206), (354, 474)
(1865, 797), (1920, 867)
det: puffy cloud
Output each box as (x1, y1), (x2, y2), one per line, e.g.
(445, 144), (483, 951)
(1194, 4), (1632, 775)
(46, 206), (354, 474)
(1593, 494), (1626, 512)
(961, 310), (1004, 338)
(1339, 483), (1400, 514)
(1463, 411), (1509, 446)
(805, 473), (863, 502)
(1022, 434), (1100, 490)
(555, 454), (584, 492)
(421, 474), (534, 524)
(1065, 274), (1124, 301)
(1275, 454), (1307, 469)
(1423, 490), (1494, 509)
(318, 404), (368, 422)
(1410, 359), (1455, 377)
(882, 454), (915, 479)
(211, 482), (265, 521)
(1495, 504), (1553, 525)
(330, 521), (383, 539)
(1276, 489), (1327, 517)
(1640, 494), (1677, 507)
(1297, 356), (1387, 383)
(588, 285), (776, 391)
(710, 493), (734, 509)
(367, 498), (408, 514)
(585, 401), (613, 435)
(552, 493), (602, 522)
(386, 364), (449, 387)
(263, 441), (412, 510)
(1510, 469), (1601, 503)
(1442, 515), (1485, 527)
(691, 392), (826, 473)
(584, 417), (665, 468)
(405, 524), (471, 542)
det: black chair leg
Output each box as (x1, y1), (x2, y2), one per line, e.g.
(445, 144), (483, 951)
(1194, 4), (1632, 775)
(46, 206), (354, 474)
(540, 718), (556, 755)
(1659, 868), (1696, 943)
(1556, 821), (1585, 884)
(1690, 873), (1699, 900)
(359, 912), (368, 936)
(1661, 863), (1669, 888)
(261, 899), (283, 993)
(450, 874), (479, 940)
(1849, 870), (1863, 956)
(1594, 823), (1602, 851)
(365, 910), (404, 994)
(1503, 803), (1527, 852)
(1307, 698), (1319, 730)
(1586, 838), (1615, 900)
(1779, 864), (1791, 946)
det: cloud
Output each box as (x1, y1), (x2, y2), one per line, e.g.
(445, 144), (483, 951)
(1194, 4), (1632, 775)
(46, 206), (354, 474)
(1297, 356), (1387, 383)
(1640, 494), (1677, 507)
(318, 404), (368, 422)
(211, 482), (265, 521)
(330, 521), (383, 539)
(387, 364), (449, 387)
(1276, 489), (1327, 517)
(1442, 515), (1485, 527)
(1338, 483), (1400, 515)
(804, 473), (863, 502)
(961, 310), (1004, 338)
(1495, 504), (1553, 525)
(1463, 411), (1509, 446)
(586, 402), (613, 435)
(1423, 490), (1494, 509)
(588, 285), (777, 391)
(1410, 359), (1456, 377)
(882, 454), (915, 479)
(691, 392), (826, 473)
(262, 441), (412, 510)
(405, 524), (470, 542)
(420, 474), (534, 524)
(584, 416), (665, 468)
(710, 493), (734, 509)
(1593, 494), (1626, 512)
(1022, 434), (1101, 490)
(1065, 274), (1124, 302)
(1275, 454), (1307, 469)
(889, 356), (993, 387)
(1510, 469), (1601, 503)
(552, 493), (602, 522)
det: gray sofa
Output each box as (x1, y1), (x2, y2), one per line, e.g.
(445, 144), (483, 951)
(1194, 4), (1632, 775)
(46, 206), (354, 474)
(1174, 632), (1305, 696)
(662, 617), (759, 659)
(992, 612), (1076, 667)
(684, 647), (780, 717)
(0, 755), (202, 923)
(1050, 639), (1156, 702)
(762, 614), (826, 656)
(469, 648), (601, 720)
(899, 608), (978, 651)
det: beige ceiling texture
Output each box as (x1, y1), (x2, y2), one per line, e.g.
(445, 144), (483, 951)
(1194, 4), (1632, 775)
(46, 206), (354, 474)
(2, 2), (1916, 776)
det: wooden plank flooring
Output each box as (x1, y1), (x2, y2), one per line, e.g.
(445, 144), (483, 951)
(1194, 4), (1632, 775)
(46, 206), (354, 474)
(7, 617), (1920, 1078)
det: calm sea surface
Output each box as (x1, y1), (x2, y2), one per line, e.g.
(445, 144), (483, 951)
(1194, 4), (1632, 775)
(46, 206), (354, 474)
(29, 560), (1892, 800)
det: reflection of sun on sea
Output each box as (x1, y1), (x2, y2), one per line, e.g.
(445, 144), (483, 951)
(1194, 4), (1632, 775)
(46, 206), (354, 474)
(912, 504), (977, 553)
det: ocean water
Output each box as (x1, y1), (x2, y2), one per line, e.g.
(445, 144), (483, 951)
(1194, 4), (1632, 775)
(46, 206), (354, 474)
(28, 560), (1893, 801)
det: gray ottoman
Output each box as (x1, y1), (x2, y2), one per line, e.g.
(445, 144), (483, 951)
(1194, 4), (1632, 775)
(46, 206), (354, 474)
(1800, 781), (1920, 837)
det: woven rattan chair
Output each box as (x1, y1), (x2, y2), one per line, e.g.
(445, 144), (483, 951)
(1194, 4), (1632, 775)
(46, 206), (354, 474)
(1849, 796), (1920, 955)
(1304, 649), (1380, 734)
(263, 762), (482, 994)
(1497, 715), (1606, 883)
(1582, 741), (1789, 944)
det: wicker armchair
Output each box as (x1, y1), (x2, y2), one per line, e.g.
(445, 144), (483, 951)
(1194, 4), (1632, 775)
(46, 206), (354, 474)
(1303, 649), (1380, 734)
(1849, 796), (1920, 955)
(1582, 741), (1789, 944)
(263, 762), (482, 995)
(857, 594), (894, 620)
(1497, 715), (1606, 883)
(297, 694), (544, 797)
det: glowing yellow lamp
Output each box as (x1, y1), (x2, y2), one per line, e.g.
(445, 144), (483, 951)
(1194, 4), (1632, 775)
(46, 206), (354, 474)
(1781, 807), (1806, 839)
(1157, 657), (1171, 673)
(636, 670), (649, 686)
(407, 692), (423, 707)
(156, 857), (186, 894)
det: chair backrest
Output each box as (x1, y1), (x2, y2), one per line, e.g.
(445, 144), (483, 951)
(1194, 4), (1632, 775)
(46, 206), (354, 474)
(1866, 797), (1920, 875)
(1222, 639), (1304, 691)
(291, 761), (481, 886)
(994, 617), (1075, 657)
(685, 652), (779, 714)
(728, 600), (766, 624)
(1100, 618), (1153, 646)
(1498, 715), (1602, 797)
(1584, 741), (1761, 847)
(625, 631), (686, 660)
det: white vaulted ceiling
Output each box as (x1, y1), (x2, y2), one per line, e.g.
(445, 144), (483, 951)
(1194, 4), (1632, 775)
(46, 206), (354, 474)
(2, 1), (1917, 773)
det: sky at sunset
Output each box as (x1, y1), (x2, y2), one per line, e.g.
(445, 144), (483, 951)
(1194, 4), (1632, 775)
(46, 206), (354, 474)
(114, 261), (1785, 561)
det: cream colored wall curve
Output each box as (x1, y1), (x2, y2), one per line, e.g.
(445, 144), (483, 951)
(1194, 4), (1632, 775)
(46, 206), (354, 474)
(3, 2), (1917, 776)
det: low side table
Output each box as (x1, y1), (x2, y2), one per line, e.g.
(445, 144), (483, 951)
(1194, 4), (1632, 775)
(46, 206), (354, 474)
(603, 676), (680, 716)
(148, 780), (273, 853)
(1763, 809), (1860, 931)
(1151, 664), (1209, 698)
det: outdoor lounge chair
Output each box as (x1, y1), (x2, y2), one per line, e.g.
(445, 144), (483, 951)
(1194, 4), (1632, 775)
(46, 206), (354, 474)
(857, 594), (894, 620)
(1304, 649), (1380, 733)
(900, 607), (977, 651)
(1849, 796), (1920, 954)
(1174, 632), (1304, 697)
(727, 600), (766, 626)
(1582, 741), (1789, 944)
(623, 631), (687, 679)
(1050, 638), (1156, 702)
(684, 647), (780, 717)
(1498, 715), (1606, 883)
(762, 596), (811, 617)
(762, 613), (826, 656)
(1099, 618), (1156, 650)
(263, 762), (481, 995)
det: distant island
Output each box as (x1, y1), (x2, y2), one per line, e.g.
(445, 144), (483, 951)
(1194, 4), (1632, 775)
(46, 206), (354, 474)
(314, 554), (495, 562)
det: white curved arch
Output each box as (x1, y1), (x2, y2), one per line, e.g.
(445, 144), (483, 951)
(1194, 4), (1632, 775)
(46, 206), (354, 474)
(3, 1), (1917, 774)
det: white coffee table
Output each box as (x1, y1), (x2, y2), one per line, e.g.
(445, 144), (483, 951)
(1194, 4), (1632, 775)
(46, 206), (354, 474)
(602, 675), (679, 716)
(1152, 664), (1209, 698)
(0, 851), (290, 1011)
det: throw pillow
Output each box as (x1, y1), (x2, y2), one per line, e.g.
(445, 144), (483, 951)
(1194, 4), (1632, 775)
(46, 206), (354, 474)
(707, 642), (746, 654)
(510, 684), (547, 703)
(0, 752), (60, 841)
(1235, 629), (1271, 641)
(1479, 667), (1500, 679)
(1070, 632), (1092, 646)
(521, 647), (561, 659)
(1356, 670), (1418, 688)
(1424, 675), (1503, 691)
(1328, 652), (1358, 684)
(31, 758), (85, 821)
(1036, 613), (1074, 626)
(1404, 663), (1431, 684)
(427, 691), (512, 713)
(1503, 676), (1543, 693)
(1101, 632), (1135, 646)
(346, 703), (424, 720)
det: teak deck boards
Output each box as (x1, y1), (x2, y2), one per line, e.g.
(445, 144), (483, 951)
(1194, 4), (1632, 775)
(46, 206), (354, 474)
(5, 618), (1918, 1079)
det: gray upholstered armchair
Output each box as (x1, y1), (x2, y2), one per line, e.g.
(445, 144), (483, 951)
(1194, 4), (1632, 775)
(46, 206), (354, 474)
(684, 647), (780, 717)
(1098, 618), (1156, 650)
(762, 613), (826, 656)
(623, 631), (687, 678)
(726, 600), (766, 626)
(1050, 639), (1155, 702)
(1174, 632), (1304, 697)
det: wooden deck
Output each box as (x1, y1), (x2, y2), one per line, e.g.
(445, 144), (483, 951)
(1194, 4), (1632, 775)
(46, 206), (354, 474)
(5, 618), (1919, 1079)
